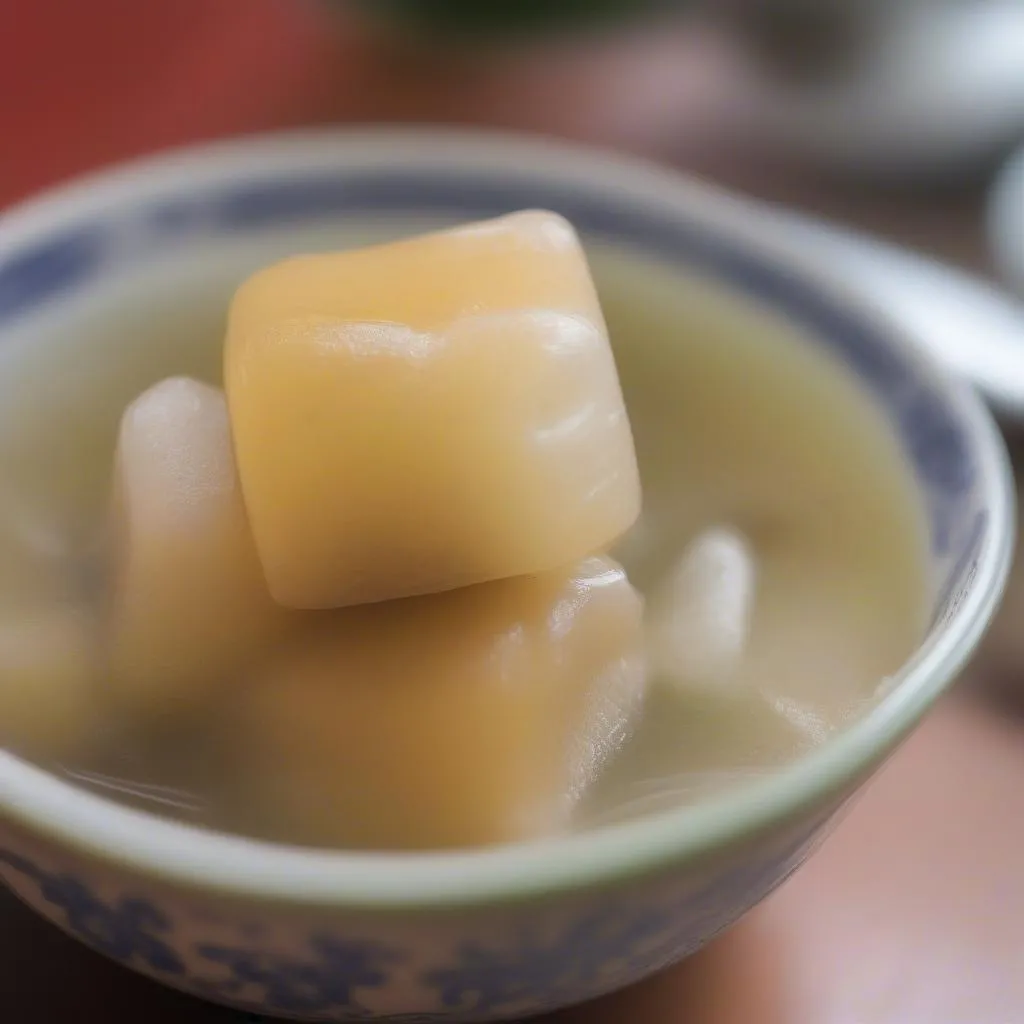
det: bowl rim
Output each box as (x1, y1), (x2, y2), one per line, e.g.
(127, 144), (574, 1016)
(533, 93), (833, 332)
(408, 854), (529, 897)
(0, 127), (1014, 910)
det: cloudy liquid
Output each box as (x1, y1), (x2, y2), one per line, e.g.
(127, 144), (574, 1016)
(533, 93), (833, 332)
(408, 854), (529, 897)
(0, 240), (930, 845)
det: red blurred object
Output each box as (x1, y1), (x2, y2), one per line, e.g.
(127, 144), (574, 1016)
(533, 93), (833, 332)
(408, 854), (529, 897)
(0, 0), (743, 210)
(0, 0), (344, 207)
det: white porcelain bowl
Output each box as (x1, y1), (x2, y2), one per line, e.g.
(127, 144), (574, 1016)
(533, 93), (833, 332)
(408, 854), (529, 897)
(0, 130), (1013, 1021)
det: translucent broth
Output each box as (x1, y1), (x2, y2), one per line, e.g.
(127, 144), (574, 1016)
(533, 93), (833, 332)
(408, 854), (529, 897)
(0, 234), (931, 844)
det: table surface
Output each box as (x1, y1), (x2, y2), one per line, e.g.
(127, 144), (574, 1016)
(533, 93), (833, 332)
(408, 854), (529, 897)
(2, 4), (1023, 1022)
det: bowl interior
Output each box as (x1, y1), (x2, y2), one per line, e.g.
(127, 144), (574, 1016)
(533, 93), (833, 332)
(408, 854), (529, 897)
(0, 140), (994, 624)
(0, 131), (1012, 906)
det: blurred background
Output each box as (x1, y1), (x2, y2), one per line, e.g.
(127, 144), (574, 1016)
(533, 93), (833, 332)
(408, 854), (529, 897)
(2, 1), (1024, 1021)
(3, 0), (1024, 223)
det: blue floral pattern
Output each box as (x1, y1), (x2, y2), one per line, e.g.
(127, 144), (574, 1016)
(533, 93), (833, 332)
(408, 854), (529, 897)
(194, 935), (401, 1017)
(0, 823), (815, 1020)
(424, 901), (699, 1016)
(0, 848), (183, 976)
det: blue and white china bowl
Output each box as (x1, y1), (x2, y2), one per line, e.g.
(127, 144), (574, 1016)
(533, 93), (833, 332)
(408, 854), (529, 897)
(0, 130), (1013, 1022)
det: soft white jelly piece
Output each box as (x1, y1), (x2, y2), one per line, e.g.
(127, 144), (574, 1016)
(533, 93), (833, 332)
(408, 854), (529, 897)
(648, 526), (758, 689)
(105, 378), (293, 715)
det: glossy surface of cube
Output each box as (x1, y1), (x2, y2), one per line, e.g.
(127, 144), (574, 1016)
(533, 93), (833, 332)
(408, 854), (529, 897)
(225, 212), (640, 608)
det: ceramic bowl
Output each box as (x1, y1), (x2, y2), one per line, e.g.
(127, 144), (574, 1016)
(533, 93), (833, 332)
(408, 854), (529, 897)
(0, 130), (1013, 1022)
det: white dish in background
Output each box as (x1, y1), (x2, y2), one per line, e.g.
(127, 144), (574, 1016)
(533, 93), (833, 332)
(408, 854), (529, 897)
(989, 143), (1024, 303)
(776, 209), (1024, 423)
(733, 0), (1024, 180)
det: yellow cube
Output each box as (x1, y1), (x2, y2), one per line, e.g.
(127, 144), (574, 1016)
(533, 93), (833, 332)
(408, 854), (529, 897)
(225, 211), (640, 609)
(224, 556), (645, 850)
(105, 378), (294, 716)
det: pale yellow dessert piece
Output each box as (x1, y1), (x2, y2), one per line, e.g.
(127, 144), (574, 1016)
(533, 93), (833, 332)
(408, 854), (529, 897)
(0, 604), (98, 761)
(225, 210), (641, 609)
(106, 378), (293, 716)
(226, 555), (645, 850)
